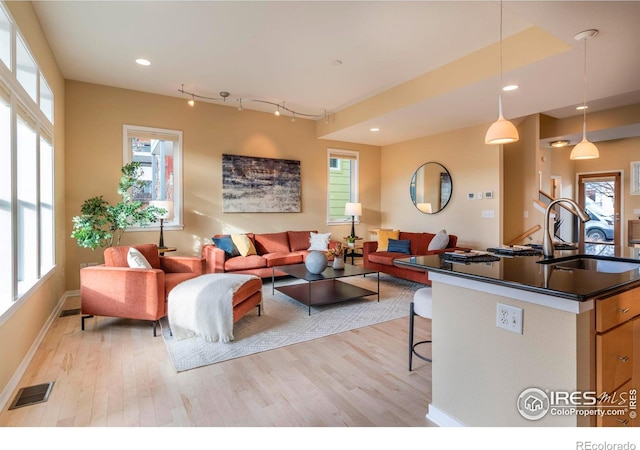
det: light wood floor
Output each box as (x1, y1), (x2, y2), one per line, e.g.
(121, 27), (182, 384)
(0, 293), (434, 427)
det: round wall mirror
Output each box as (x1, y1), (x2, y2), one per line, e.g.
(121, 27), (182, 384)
(410, 162), (452, 214)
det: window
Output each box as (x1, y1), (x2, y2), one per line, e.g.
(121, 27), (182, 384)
(0, 86), (11, 309)
(327, 148), (359, 224)
(123, 125), (183, 229)
(0, 5), (10, 68)
(631, 161), (640, 195)
(0, 2), (55, 315)
(16, 34), (37, 102)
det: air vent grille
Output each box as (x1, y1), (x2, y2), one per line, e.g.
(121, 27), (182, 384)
(8, 382), (54, 410)
(60, 308), (81, 317)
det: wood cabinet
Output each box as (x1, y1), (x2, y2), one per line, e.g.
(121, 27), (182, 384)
(595, 289), (640, 427)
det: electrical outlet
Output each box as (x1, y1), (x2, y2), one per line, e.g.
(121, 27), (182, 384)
(496, 303), (523, 334)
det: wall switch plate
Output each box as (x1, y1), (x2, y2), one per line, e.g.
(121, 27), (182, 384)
(497, 303), (523, 334)
(477, 192), (483, 200)
(481, 210), (495, 218)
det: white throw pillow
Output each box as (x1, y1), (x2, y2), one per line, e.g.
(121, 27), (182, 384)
(308, 232), (331, 251)
(428, 229), (450, 251)
(127, 247), (152, 269)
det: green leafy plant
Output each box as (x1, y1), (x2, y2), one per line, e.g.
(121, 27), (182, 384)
(71, 162), (166, 249)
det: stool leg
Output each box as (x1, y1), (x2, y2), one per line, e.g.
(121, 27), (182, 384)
(409, 302), (415, 371)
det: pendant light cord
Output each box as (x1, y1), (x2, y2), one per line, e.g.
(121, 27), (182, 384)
(500, 0), (504, 90)
(582, 35), (588, 138)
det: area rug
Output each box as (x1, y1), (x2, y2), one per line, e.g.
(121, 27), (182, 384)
(161, 274), (422, 372)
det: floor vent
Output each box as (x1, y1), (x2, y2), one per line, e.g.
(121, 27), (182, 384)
(8, 382), (54, 410)
(60, 308), (81, 317)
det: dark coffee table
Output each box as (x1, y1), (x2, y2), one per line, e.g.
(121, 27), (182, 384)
(271, 263), (379, 315)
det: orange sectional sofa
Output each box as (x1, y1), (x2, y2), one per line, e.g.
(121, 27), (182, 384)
(363, 231), (462, 285)
(202, 230), (337, 278)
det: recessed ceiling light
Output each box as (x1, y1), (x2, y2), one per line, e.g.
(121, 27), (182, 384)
(502, 84), (519, 92)
(551, 140), (570, 148)
(136, 58), (151, 66)
(370, 127), (380, 132)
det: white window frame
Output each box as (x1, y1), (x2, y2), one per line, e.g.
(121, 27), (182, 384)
(123, 124), (184, 231)
(326, 148), (359, 225)
(0, 1), (55, 318)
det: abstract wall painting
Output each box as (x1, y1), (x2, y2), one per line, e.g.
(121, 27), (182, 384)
(222, 154), (301, 213)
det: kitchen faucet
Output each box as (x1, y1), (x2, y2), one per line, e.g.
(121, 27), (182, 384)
(543, 198), (591, 258)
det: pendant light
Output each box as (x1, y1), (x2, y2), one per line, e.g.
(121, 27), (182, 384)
(570, 29), (599, 160)
(485, 0), (519, 145)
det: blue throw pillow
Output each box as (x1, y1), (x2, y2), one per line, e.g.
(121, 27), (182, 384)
(212, 235), (240, 258)
(387, 238), (411, 254)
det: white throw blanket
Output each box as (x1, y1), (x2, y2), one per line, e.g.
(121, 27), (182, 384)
(168, 274), (259, 343)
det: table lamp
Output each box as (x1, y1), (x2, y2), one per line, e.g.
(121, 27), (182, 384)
(344, 202), (362, 239)
(150, 200), (174, 248)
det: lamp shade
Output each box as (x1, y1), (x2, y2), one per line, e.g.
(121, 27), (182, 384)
(570, 138), (599, 160)
(344, 202), (362, 216)
(150, 200), (174, 220)
(485, 114), (519, 145)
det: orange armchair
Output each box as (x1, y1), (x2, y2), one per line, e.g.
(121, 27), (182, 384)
(80, 243), (205, 336)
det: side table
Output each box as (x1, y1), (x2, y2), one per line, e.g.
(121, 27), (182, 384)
(158, 246), (176, 256)
(343, 238), (363, 264)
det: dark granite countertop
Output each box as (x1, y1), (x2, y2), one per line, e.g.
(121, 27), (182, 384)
(394, 245), (640, 301)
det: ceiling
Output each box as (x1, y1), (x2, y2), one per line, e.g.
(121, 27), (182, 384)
(31, 1), (640, 146)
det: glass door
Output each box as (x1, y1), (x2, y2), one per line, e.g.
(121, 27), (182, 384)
(578, 172), (621, 249)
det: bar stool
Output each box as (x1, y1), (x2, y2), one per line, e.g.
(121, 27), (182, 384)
(409, 287), (433, 371)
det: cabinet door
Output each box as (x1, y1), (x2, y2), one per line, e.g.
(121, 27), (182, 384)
(596, 290), (640, 333)
(598, 380), (637, 427)
(597, 321), (633, 395)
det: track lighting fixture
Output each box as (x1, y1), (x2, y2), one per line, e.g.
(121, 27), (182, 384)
(188, 94), (195, 107)
(178, 85), (327, 120)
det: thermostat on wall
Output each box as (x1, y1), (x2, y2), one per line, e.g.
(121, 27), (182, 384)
(467, 192), (475, 200)
(485, 191), (494, 199)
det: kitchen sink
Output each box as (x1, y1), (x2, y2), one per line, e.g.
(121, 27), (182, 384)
(538, 256), (640, 274)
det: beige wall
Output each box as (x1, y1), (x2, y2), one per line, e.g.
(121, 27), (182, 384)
(431, 281), (590, 426)
(0, 2), (66, 403)
(379, 123), (502, 249)
(65, 81), (382, 290)
(503, 115), (541, 244)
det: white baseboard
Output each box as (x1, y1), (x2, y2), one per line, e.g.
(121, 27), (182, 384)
(0, 290), (78, 411)
(426, 404), (466, 427)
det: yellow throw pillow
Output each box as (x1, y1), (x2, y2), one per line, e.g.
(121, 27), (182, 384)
(377, 230), (399, 251)
(231, 234), (257, 257)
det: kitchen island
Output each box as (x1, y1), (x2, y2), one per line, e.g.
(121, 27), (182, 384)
(396, 246), (640, 427)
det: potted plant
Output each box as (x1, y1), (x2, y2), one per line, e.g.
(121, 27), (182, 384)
(71, 162), (167, 249)
(347, 236), (356, 248)
(328, 242), (345, 269)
